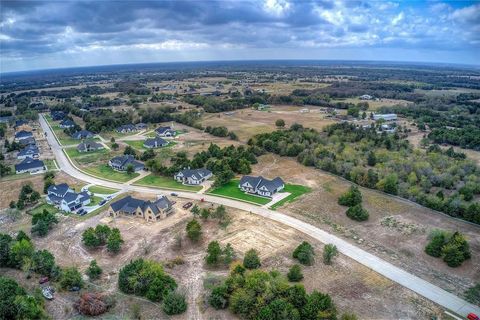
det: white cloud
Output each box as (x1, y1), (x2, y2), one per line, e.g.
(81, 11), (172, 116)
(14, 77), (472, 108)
(263, 0), (291, 16)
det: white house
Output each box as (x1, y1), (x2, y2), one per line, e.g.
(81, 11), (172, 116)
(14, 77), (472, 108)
(46, 183), (91, 213)
(174, 168), (212, 185)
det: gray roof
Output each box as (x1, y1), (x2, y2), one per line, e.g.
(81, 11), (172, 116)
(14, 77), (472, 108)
(18, 136), (36, 146)
(18, 145), (39, 157)
(47, 183), (70, 196)
(116, 124), (136, 132)
(144, 136), (167, 148)
(155, 126), (175, 135)
(15, 130), (33, 139)
(176, 168), (212, 180)
(110, 155), (144, 170)
(77, 140), (103, 152)
(110, 195), (172, 216)
(60, 119), (75, 127)
(239, 175), (284, 193)
(13, 119), (27, 127)
(15, 158), (45, 171)
(72, 130), (93, 139)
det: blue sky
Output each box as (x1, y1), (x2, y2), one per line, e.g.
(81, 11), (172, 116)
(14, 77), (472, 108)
(1, 0), (479, 72)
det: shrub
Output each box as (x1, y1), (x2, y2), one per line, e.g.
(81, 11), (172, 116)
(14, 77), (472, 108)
(162, 291), (187, 315)
(425, 230), (449, 257)
(86, 260), (102, 280)
(0, 276), (47, 320)
(186, 219), (202, 242)
(205, 241), (222, 265)
(346, 204), (369, 221)
(243, 249), (261, 269)
(293, 241), (315, 266)
(31, 249), (56, 276)
(465, 283), (480, 306)
(275, 119), (286, 128)
(60, 267), (84, 290)
(323, 244), (338, 265)
(106, 228), (123, 253)
(209, 284), (229, 309)
(338, 185), (362, 207)
(31, 209), (58, 237)
(425, 230), (471, 267)
(287, 264), (304, 282)
(74, 293), (114, 316)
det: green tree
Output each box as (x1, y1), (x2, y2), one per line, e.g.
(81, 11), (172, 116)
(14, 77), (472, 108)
(425, 230), (448, 257)
(205, 241), (222, 265)
(346, 204), (369, 221)
(464, 283), (480, 306)
(112, 142), (119, 150)
(338, 185), (362, 207)
(31, 250), (56, 276)
(86, 260), (103, 280)
(186, 219), (202, 242)
(0, 276), (47, 320)
(126, 164), (135, 175)
(275, 119), (286, 128)
(287, 264), (303, 282)
(243, 249), (261, 269)
(209, 284), (229, 309)
(292, 241), (315, 266)
(106, 228), (123, 253)
(200, 208), (210, 220)
(162, 291), (187, 315)
(367, 151), (376, 166)
(16, 230), (30, 242)
(323, 244), (338, 265)
(301, 290), (337, 320)
(223, 243), (235, 265)
(82, 227), (101, 247)
(10, 239), (34, 268)
(59, 267), (84, 290)
(191, 205), (200, 217)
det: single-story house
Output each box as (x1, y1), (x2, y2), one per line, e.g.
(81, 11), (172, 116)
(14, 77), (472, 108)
(116, 124), (137, 133)
(51, 111), (66, 121)
(59, 119), (75, 129)
(17, 145), (40, 160)
(14, 119), (28, 128)
(155, 126), (176, 137)
(239, 175), (285, 198)
(143, 137), (168, 149)
(15, 157), (46, 174)
(77, 141), (104, 153)
(108, 155), (144, 172)
(135, 123), (147, 130)
(107, 195), (174, 221)
(71, 130), (94, 140)
(14, 130), (33, 142)
(373, 113), (397, 121)
(46, 183), (90, 212)
(174, 168), (212, 185)
(359, 94), (373, 100)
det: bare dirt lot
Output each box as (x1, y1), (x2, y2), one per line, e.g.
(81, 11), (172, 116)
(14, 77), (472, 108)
(1, 193), (446, 319)
(251, 154), (480, 298)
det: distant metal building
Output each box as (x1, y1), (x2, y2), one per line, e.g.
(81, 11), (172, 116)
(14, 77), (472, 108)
(373, 113), (397, 121)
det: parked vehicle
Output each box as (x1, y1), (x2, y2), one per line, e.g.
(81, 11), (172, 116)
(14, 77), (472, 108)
(39, 276), (49, 284)
(42, 286), (54, 300)
(183, 202), (193, 209)
(69, 286), (81, 292)
(468, 313), (479, 320)
(77, 209), (85, 215)
(171, 193), (178, 196)
(99, 200), (107, 206)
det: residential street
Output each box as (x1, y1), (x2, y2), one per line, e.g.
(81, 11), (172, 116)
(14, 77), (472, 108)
(39, 114), (480, 317)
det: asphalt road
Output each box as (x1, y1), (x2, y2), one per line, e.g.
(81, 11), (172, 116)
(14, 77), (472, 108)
(39, 114), (480, 317)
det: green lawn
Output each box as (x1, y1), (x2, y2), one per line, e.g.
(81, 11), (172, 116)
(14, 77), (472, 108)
(83, 164), (139, 182)
(134, 174), (202, 191)
(207, 180), (271, 205)
(43, 159), (57, 170)
(88, 185), (119, 194)
(88, 195), (104, 206)
(270, 184), (312, 210)
(28, 202), (58, 215)
(78, 194), (124, 220)
(64, 146), (107, 158)
(125, 140), (177, 151)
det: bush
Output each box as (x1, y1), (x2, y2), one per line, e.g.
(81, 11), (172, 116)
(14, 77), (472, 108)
(292, 241), (315, 266)
(243, 249), (261, 269)
(287, 264), (303, 282)
(465, 283), (480, 306)
(162, 291), (187, 315)
(74, 292), (114, 316)
(425, 230), (471, 267)
(338, 185), (362, 207)
(118, 259), (177, 302)
(31, 209), (58, 237)
(31, 249), (56, 276)
(346, 204), (369, 221)
(205, 241), (222, 265)
(186, 219), (202, 242)
(60, 267), (84, 290)
(209, 284), (229, 309)
(425, 230), (449, 257)
(86, 260), (102, 280)
(106, 228), (123, 253)
(323, 244), (338, 265)
(0, 276), (47, 320)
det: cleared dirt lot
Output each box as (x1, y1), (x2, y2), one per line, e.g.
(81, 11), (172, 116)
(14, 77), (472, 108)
(251, 154), (480, 298)
(1, 193), (444, 319)
(202, 105), (336, 142)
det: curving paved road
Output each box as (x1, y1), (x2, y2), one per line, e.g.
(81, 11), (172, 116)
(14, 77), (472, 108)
(39, 114), (480, 317)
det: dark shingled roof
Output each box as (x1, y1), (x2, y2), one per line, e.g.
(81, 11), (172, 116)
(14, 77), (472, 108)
(239, 175), (284, 193)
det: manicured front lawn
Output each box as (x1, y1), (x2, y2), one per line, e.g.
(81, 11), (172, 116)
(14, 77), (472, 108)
(88, 185), (119, 194)
(65, 146), (107, 158)
(134, 174), (202, 191)
(43, 159), (57, 170)
(82, 164), (139, 182)
(270, 184), (312, 210)
(88, 195), (104, 206)
(124, 140), (148, 151)
(207, 180), (271, 205)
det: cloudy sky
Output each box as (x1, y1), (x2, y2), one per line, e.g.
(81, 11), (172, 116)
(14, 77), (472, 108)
(1, 0), (479, 73)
